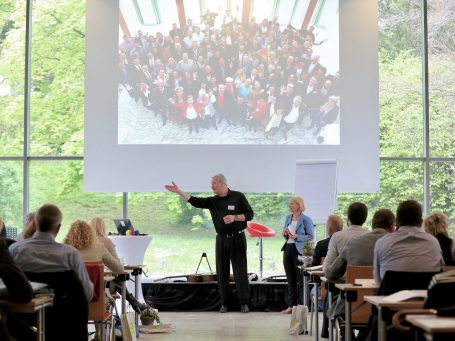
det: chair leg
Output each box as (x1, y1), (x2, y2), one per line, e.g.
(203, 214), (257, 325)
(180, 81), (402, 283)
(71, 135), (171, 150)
(310, 296), (314, 336)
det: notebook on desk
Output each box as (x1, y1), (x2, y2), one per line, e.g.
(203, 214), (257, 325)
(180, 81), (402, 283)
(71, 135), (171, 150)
(0, 280), (48, 298)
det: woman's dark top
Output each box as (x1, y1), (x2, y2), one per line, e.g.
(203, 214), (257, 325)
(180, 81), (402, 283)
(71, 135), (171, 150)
(435, 233), (455, 266)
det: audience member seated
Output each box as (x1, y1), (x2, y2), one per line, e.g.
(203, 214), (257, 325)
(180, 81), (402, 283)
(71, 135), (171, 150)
(326, 208), (395, 281)
(423, 211), (455, 266)
(87, 217), (149, 314)
(8, 204), (91, 341)
(325, 209), (396, 339)
(0, 238), (33, 341)
(9, 204), (93, 301)
(311, 215), (343, 266)
(321, 202), (368, 338)
(373, 200), (445, 284)
(322, 202), (369, 273)
(64, 220), (124, 274)
(15, 212), (36, 242)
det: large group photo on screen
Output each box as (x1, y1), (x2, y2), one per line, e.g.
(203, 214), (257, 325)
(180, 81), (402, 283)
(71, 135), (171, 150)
(118, 0), (340, 145)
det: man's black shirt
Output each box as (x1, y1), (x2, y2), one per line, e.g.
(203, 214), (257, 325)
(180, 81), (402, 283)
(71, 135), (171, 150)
(188, 189), (254, 235)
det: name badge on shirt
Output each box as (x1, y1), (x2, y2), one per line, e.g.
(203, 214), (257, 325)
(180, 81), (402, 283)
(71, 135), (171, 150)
(228, 205), (235, 211)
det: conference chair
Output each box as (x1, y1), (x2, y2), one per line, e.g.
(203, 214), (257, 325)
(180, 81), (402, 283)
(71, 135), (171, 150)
(85, 262), (115, 341)
(10, 270), (89, 341)
(364, 270), (440, 341)
(246, 222), (276, 278)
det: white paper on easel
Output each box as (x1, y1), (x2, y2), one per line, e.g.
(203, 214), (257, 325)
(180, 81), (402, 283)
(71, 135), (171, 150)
(294, 160), (338, 225)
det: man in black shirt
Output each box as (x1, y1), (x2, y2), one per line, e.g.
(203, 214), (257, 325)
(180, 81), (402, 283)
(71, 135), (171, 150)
(165, 174), (254, 313)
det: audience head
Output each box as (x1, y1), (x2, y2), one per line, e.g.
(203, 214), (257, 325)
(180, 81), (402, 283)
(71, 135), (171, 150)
(89, 217), (108, 238)
(347, 202), (368, 226)
(64, 220), (96, 250)
(396, 200), (422, 228)
(424, 211), (449, 237)
(289, 196), (305, 213)
(326, 215), (343, 236)
(372, 208), (396, 232)
(35, 204), (62, 234)
(22, 212), (37, 239)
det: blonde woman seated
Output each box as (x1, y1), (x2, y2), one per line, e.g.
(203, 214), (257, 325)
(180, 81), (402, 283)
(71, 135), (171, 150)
(424, 211), (455, 266)
(64, 220), (124, 274)
(89, 217), (149, 313)
(89, 217), (120, 261)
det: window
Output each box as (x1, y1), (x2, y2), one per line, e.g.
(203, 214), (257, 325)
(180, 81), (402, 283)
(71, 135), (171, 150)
(133, 0), (161, 25)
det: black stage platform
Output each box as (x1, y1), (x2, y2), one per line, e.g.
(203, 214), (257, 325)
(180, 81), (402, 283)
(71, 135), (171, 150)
(142, 281), (289, 312)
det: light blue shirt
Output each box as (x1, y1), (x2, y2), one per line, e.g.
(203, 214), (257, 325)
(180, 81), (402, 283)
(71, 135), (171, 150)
(373, 225), (444, 284)
(9, 231), (93, 301)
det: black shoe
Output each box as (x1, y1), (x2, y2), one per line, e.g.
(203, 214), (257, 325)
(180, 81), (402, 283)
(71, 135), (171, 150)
(219, 305), (228, 313)
(241, 304), (250, 313)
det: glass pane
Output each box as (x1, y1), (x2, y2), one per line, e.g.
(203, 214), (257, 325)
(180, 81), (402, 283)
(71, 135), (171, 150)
(430, 162), (455, 233)
(378, 0), (423, 157)
(0, 161), (23, 229)
(428, 1), (455, 156)
(0, 1), (25, 156)
(29, 0), (85, 156)
(29, 160), (123, 241)
(337, 161), (424, 226)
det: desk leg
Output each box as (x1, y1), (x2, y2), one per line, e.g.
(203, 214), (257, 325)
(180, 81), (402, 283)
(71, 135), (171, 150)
(345, 297), (352, 341)
(314, 285), (319, 341)
(303, 275), (308, 307)
(37, 308), (45, 341)
(328, 289), (333, 341)
(134, 273), (139, 335)
(121, 281), (127, 315)
(378, 307), (386, 341)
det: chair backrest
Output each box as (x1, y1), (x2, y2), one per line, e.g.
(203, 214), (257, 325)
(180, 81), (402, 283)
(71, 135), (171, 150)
(346, 265), (374, 325)
(378, 271), (440, 296)
(346, 265), (373, 284)
(85, 262), (105, 321)
(24, 271), (89, 341)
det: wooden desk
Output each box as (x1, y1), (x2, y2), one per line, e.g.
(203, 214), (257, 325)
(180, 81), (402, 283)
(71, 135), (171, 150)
(0, 296), (53, 341)
(336, 283), (379, 341)
(364, 295), (425, 341)
(406, 315), (455, 340)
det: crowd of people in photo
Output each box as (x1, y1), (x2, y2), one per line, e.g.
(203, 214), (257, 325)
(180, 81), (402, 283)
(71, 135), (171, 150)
(118, 12), (340, 142)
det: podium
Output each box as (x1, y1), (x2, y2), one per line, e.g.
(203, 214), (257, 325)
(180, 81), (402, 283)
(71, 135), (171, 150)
(108, 235), (153, 303)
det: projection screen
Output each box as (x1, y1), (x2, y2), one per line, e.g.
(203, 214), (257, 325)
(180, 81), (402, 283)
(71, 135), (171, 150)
(85, 0), (379, 193)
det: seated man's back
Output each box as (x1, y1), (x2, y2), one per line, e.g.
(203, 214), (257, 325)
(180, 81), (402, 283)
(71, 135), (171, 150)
(374, 200), (444, 283)
(8, 204), (93, 301)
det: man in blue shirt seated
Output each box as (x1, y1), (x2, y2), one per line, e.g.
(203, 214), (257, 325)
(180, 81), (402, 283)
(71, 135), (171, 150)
(9, 204), (93, 301)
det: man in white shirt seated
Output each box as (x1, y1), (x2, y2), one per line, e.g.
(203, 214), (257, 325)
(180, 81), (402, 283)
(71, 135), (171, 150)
(373, 200), (444, 284)
(9, 204), (93, 301)
(322, 202), (369, 273)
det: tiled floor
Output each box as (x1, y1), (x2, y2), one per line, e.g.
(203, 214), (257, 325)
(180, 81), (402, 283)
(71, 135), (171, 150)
(138, 311), (321, 340)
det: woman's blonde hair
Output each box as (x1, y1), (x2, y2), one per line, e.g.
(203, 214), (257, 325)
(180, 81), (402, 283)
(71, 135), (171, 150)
(89, 217), (107, 237)
(290, 196), (306, 213)
(63, 220), (96, 250)
(424, 211), (449, 237)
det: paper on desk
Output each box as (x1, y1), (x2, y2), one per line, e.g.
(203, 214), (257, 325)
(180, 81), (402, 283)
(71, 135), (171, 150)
(354, 279), (376, 286)
(383, 290), (427, 303)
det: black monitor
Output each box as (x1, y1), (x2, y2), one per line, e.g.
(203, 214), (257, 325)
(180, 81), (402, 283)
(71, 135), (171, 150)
(113, 219), (133, 235)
